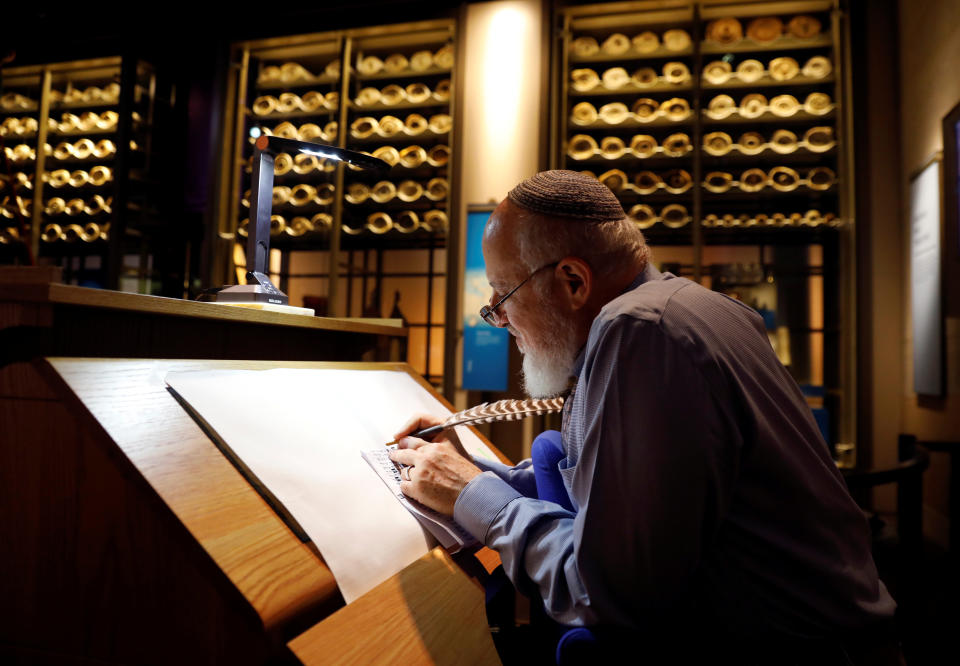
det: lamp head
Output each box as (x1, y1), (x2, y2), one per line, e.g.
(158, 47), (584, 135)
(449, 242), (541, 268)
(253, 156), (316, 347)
(253, 135), (390, 174)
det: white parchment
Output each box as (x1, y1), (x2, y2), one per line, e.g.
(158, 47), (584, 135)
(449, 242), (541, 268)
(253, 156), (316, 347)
(165, 367), (497, 603)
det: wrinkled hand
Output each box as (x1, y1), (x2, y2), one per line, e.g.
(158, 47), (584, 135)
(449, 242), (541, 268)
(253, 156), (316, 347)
(392, 413), (471, 459)
(390, 414), (482, 515)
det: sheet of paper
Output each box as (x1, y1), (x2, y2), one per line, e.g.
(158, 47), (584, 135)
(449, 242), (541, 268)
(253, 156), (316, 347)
(164, 367), (498, 603)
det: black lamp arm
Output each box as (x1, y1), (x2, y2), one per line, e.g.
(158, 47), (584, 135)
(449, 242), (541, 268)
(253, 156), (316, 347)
(237, 135), (392, 298)
(256, 135), (390, 173)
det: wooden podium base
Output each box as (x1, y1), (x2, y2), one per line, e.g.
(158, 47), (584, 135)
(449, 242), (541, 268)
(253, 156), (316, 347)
(1, 278), (502, 664)
(0, 357), (500, 665)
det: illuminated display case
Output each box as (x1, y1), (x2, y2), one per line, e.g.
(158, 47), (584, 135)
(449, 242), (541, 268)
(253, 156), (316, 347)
(553, 0), (855, 457)
(0, 56), (174, 292)
(217, 20), (458, 387)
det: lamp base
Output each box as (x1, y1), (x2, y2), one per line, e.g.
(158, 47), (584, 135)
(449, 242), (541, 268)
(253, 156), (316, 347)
(198, 283), (289, 306)
(218, 301), (316, 316)
(196, 285), (314, 316)
(197, 270), (290, 306)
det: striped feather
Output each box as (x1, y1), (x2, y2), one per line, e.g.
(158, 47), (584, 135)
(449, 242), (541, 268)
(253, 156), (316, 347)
(441, 397), (565, 429)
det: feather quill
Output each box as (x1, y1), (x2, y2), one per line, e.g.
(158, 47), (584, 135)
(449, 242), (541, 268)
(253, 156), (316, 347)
(407, 397), (565, 441)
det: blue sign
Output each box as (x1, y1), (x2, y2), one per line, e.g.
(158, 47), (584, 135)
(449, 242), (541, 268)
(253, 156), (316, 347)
(462, 209), (509, 391)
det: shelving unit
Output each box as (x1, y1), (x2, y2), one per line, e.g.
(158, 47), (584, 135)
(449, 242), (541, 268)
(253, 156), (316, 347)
(217, 20), (458, 387)
(553, 0), (854, 455)
(1, 56), (174, 293)
(559, 4), (699, 250)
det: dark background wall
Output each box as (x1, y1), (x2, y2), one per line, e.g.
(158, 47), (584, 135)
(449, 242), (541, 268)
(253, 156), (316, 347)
(896, 0), (960, 545)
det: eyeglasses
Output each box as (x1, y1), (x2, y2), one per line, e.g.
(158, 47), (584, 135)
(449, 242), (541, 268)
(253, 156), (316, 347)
(479, 262), (558, 327)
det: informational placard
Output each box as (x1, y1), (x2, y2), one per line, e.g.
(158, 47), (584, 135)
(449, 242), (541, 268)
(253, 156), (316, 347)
(462, 208), (510, 390)
(909, 158), (944, 397)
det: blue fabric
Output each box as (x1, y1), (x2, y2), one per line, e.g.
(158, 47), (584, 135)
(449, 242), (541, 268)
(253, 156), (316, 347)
(532, 430), (574, 512)
(535, 431), (594, 664)
(472, 456), (538, 499)
(555, 627), (598, 665)
(482, 431), (590, 664)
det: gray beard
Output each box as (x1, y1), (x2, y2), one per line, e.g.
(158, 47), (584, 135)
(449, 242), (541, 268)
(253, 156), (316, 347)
(519, 309), (579, 399)
(522, 351), (575, 398)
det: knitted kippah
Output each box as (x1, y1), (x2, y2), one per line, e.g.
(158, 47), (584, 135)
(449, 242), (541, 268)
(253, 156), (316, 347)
(507, 170), (625, 223)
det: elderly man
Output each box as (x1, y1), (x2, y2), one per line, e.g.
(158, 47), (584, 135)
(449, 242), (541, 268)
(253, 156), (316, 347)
(390, 170), (897, 663)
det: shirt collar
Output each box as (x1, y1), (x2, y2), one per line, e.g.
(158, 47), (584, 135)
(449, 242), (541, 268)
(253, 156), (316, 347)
(568, 262), (662, 379)
(628, 261), (662, 291)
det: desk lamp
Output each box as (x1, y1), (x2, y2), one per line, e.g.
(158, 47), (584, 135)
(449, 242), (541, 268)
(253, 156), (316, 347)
(201, 136), (389, 307)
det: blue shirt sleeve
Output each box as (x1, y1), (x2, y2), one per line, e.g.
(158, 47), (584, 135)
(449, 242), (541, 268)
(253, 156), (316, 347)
(454, 314), (738, 627)
(472, 456), (538, 498)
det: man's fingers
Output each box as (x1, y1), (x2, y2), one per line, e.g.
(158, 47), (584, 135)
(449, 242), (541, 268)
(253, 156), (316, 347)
(390, 447), (419, 466)
(395, 436), (429, 450)
(393, 413), (444, 440)
(398, 479), (424, 503)
(393, 415), (425, 440)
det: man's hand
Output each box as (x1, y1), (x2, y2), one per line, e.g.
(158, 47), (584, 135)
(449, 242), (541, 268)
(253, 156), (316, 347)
(392, 413), (470, 459)
(390, 414), (482, 515)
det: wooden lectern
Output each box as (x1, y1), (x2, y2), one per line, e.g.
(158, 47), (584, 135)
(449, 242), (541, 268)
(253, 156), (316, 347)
(0, 270), (502, 664)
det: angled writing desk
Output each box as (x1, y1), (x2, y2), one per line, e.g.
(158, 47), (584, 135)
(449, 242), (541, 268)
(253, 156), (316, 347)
(0, 279), (501, 665)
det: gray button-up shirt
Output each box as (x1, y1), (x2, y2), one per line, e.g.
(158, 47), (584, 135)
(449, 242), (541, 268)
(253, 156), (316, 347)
(454, 265), (894, 639)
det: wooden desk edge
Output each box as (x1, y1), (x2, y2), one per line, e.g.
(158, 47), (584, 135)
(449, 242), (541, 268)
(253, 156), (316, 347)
(0, 283), (408, 337)
(289, 548), (500, 665)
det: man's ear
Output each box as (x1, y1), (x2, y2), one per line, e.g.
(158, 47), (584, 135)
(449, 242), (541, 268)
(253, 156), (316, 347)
(554, 257), (592, 310)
